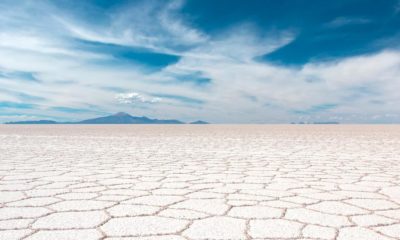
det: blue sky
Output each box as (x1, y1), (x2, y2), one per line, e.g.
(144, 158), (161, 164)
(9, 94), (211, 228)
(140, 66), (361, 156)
(1, 0), (400, 123)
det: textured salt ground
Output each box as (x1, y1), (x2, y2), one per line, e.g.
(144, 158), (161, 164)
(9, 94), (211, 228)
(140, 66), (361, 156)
(0, 125), (400, 240)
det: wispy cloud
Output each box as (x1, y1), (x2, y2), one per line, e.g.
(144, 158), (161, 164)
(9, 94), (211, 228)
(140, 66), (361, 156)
(0, 101), (37, 110)
(326, 17), (371, 28)
(115, 92), (162, 104)
(56, 0), (207, 54)
(152, 93), (204, 105)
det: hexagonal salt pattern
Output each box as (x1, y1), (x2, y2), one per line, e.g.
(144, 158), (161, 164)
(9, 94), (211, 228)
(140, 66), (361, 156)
(1, 125), (400, 239)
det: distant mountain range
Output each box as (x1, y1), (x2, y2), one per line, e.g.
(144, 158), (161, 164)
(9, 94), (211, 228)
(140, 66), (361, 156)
(5, 112), (209, 124)
(6, 120), (59, 124)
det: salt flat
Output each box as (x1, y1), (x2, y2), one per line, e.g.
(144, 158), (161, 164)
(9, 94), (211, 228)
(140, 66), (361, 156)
(0, 125), (400, 240)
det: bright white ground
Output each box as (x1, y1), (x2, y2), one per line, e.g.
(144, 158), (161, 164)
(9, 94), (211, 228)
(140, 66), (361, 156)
(0, 125), (400, 240)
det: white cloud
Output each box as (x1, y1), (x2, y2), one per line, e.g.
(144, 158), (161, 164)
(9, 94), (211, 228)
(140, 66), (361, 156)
(115, 92), (162, 104)
(326, 17), (371, 28)
(55, 0), (207, 54)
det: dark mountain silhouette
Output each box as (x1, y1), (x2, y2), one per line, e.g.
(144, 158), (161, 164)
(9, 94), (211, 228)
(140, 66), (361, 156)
(5, 112), (201, 124)
(190, 120), (209, 124)
(77, 112), (184, 124)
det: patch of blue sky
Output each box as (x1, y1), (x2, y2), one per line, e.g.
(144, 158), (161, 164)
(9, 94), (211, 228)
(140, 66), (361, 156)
(15, 93), (46, 102)
(73, 39), (180, 70)
(0, 101), (37, 109)
(304, 75), (324, 83)
(52, 80), (76, 85)
(50, 106), (108, 115)
(242, 94), (258, 103)
(175, 77), (211, 86)
(54, 0), (130, 23)
(343, 86), (379, 101)
(0, 112), (43, 117)
(293, 103), (338, 115)
(0, 89), (46, 102)
(183, 0), (400, 65)
(152, 93), (205, 105)
(99, 86), (127, 93)
(194, 78), (211, 85)
(164, 71), (212, 86)
(262, 29), (382, 65)
(0, 70), (40, 82)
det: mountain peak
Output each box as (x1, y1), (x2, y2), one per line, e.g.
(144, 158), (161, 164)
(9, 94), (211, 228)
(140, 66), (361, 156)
(76, 112), (183, 124)
(190, 120), (209, 124)
(113, 112), (131, 117)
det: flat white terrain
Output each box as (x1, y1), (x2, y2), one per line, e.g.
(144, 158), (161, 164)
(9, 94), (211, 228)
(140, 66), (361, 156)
(0, 125), (400, 240)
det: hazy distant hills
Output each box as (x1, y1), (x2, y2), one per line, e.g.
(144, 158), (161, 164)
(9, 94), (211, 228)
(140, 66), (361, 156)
(5, 112), (209, 124)
(189, 120), (209, 124)
(77, 112), (185, 124)
(6, 120), (59, 124)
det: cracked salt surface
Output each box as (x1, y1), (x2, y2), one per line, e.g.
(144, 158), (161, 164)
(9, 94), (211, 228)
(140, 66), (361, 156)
(0, 125), (400, 240)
